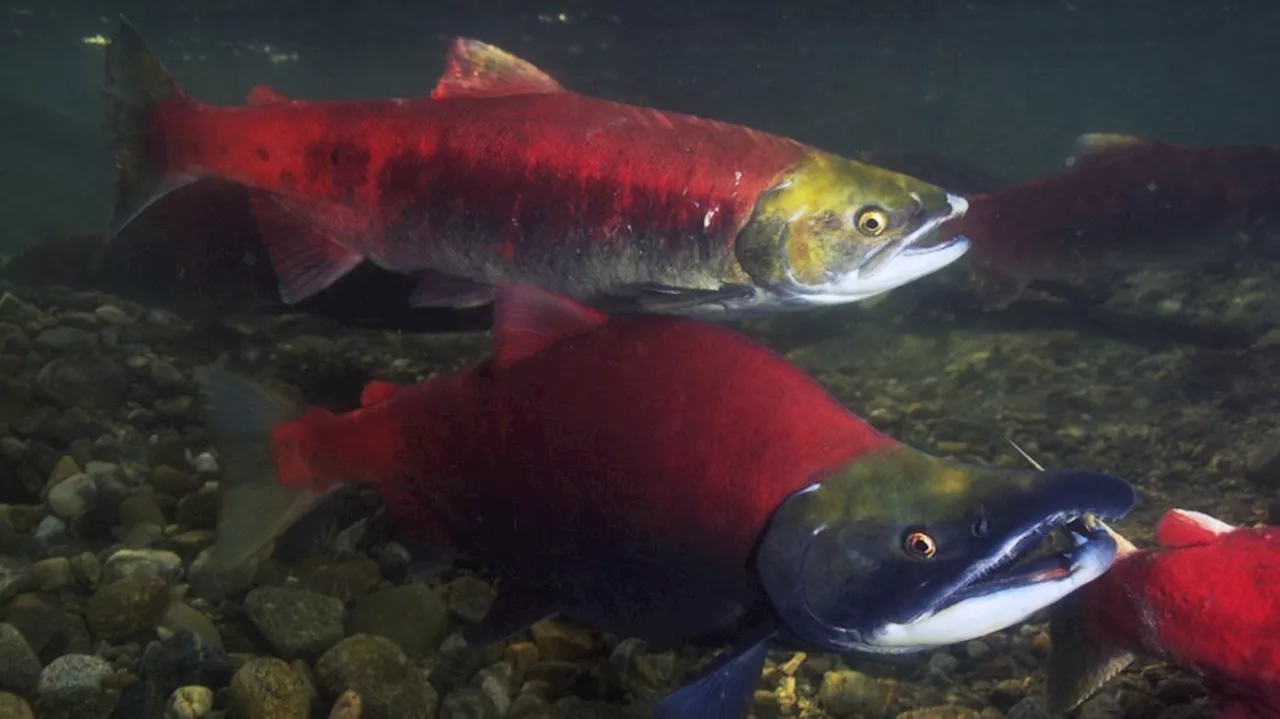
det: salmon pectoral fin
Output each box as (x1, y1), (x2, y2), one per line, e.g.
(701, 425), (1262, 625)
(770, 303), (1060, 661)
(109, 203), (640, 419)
(969, 265), (1029, 310)
(625, 283), (757, 314)
(1045, 591), (1136, 715)
(194, 366), (333, 571)
(650, 631), (773, 719)
(104, 17), (201, 238)
(248, 190), (365, 304)
(408, 270), (496, 309)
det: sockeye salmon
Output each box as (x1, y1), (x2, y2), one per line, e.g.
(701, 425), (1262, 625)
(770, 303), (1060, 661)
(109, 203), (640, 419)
(104, 19), (970, 319)
(944, 133), (1280, 306)
(197, 284), (1134, 718)
(1048, 509), (1280, 719)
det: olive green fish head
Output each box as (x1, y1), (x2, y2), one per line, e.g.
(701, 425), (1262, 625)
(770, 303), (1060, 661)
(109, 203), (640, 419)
(756, 446), (1136, 654)
(735, 152), (970, 307)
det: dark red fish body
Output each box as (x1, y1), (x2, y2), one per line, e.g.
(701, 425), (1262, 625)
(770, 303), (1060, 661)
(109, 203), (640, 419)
(1051, 511), (1280, 718)
(153, 91), (805, 298)
(946, 136), (1280, 304)
(106, 22), (971, 318)
(200, 285), (1134, 717)
(273, 302), (893, 641)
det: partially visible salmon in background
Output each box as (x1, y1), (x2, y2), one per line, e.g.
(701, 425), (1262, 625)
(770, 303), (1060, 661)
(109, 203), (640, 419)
(936, 133), (1280, 306)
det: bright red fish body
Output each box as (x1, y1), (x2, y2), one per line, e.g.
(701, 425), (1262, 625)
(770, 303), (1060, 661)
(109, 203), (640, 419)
(944, 134), (1280, 305)
(106, 20), (970, 318)
(198, 285), (1132, 717)
(1048, 509), (1280, 718)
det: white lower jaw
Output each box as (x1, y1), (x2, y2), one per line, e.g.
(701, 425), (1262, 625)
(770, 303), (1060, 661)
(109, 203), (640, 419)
(799, 235), (972, 305)
(792, 191), (972, 305)
(862, 553), (1112, 653)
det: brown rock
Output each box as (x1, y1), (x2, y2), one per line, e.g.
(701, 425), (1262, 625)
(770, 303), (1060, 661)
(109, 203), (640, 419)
(85, 574), (170, 640)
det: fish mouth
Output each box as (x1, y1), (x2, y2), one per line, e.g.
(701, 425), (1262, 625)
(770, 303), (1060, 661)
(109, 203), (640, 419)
(790, 193), (971, 305)
(859, 193), (970, 277)
(865, 515), (1120, 652)
(861, 471), (1135, 652)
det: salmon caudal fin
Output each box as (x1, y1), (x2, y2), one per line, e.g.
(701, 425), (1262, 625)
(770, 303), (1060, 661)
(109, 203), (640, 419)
(104, 17), (199, 238)
(1045, 591), (1137, 715)
(194, 367), (330, 571)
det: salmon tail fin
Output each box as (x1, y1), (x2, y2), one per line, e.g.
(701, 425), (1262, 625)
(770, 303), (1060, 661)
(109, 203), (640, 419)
(1045, 591), (1136, 714)
(104, 16), (200, 238)
(194, 366), (330, 571)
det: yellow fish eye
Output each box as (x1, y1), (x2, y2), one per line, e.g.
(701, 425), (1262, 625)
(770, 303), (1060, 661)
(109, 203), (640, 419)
(903, 529), (938, 559)
(855, 207), (889, 237)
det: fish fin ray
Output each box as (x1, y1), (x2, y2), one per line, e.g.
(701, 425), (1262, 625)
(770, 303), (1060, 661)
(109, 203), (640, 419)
(1155, 508), (1237, 547)
(1072, 132), (1148, 158)
(651, 633), (773, 719)
(360, 380), (403, 407)
(463, 586), (559, 646)
(194, 366), (331, 571)
(248, 191), (365, 303)
(409, 271), (496, 309)
(969, 266), (1028, 309)
(625, 283), (757, 314)
(104, 16), (200, 238)
(431, 38), (565, 100)
(493, 284), (609, 370)
(1045, 591), (1136, 714)
(246, 84), (292, 106)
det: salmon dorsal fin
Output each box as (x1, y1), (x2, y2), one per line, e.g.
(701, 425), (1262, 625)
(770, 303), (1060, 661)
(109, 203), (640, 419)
(1155, 508), (1237, 547)
(1074, 132), (1147, 156)
(360, 380), (401, 407)
(246, 84), (292, 106)
(431, 38), (565, 100)
(493, 284), (608, 370)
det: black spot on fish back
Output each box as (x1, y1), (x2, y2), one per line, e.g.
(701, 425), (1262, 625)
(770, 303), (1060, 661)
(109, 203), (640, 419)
(255, 147), (271, 162)
(304, 140), (372, 200)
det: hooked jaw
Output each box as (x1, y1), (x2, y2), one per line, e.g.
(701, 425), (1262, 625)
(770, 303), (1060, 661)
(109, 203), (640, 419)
(867, 509), (1118, 651)
(757, 452), (1137, 656)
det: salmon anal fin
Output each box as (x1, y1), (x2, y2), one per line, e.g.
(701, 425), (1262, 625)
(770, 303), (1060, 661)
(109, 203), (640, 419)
(248, 191), (366, 304)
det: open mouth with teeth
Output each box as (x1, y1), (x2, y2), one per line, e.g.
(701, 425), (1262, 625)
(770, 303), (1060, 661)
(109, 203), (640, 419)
(950, 512), (1112, 603)
(857, 193), (971, 279)
(868, 509), (1123, 652)
(794, 192), (972, 304)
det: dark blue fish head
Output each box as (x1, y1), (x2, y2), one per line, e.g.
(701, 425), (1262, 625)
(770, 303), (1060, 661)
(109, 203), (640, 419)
(756, 446), (1136, 654)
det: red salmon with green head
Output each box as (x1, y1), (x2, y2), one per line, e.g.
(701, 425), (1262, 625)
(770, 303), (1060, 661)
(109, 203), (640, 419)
(1048, 509), (1280, 719)
(103, 19), (970, 319)
(196, 284), (1134, 718)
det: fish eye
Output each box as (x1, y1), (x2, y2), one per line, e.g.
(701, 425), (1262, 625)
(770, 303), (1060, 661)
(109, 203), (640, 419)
(855, 207), (889, 237)
(903, 529), (937, 559)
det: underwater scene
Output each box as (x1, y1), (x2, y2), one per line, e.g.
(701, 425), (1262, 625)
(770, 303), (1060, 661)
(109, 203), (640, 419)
(0, 0), (1278, 717)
